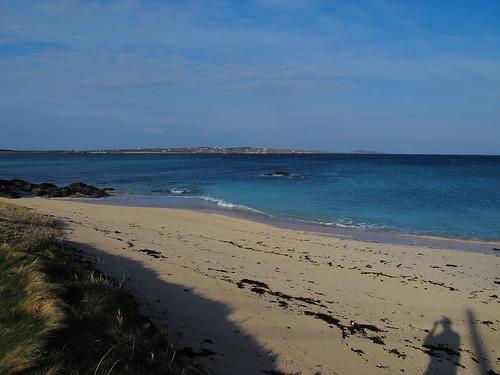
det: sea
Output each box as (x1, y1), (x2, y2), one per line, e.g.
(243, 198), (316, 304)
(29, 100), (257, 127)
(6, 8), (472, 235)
(1, 153), (500, 243)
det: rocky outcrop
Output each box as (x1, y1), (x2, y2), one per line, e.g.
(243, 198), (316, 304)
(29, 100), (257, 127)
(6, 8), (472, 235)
(265, 171), (290, 177)
(0, 180), (21, 198)
(0, 179), (110, 199)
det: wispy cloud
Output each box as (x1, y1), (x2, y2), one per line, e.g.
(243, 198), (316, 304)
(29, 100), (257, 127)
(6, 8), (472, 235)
(0, 41), (63, 56)
(0, 0), (499, 152)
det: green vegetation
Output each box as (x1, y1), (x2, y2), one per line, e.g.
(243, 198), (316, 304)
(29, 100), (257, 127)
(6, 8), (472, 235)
(0, 202), (190, 375)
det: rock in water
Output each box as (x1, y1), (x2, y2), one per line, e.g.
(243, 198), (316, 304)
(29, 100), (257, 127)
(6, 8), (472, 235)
(265, 171), (290, 177)
(67, 182), (108, 198)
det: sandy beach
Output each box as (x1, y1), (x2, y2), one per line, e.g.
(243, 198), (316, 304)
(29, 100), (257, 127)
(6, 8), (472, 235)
(5, 197), (499, 375)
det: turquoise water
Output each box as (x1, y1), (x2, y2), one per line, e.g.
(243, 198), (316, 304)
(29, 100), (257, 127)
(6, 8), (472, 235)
(1, 153), (499, 240)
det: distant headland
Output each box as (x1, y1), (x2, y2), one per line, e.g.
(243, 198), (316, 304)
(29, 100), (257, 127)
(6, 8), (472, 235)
(0, 147), (382, 155)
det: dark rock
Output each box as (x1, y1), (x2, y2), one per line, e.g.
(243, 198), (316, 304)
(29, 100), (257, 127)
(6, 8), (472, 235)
(30, 182), (59, 196)
(38, 183), (58, 189)
(67, 182), (88, 190)
(0, 178), (110, 199)
(67, 182), (108, 198)
(58, 187), (71, 197)
(9, 179), (34, 192)
(46, 188), (64, 198)
(0, 179), (35, 198)
(266, 171), (290, 177)
(0, 184), (20, 198)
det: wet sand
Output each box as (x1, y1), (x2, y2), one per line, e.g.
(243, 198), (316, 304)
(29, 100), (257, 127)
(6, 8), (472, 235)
(5, 197), (500, 375)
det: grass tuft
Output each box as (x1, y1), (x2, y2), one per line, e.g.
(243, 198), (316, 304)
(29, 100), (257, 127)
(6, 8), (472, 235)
(0, 202), (192, 374)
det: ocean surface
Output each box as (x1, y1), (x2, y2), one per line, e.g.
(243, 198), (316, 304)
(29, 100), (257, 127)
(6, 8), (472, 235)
(1, 153), (500, 241)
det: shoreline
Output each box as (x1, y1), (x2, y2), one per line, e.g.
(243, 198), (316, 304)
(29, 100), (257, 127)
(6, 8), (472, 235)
(68, 193), (500, 254)
(5, 197), (499, 374)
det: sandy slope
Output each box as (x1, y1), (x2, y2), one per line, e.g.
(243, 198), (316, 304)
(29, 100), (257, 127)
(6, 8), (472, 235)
(5, 197), (499, 375)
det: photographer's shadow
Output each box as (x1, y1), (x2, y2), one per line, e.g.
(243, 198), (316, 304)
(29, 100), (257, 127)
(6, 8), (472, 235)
(67, 240), (281, 374)
(422, 318), (460, 375)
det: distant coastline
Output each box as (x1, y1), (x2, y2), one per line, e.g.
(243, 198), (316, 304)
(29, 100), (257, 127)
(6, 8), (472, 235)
(0, 147), (382, 155)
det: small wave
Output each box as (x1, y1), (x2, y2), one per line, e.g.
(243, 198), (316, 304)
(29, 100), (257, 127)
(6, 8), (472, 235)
(277, 216), (391, 232)
(322, 220), (391, 231)
(197, 196), (265, 214)
(147, 189), (388, 232)
(151, 187), (198, 195)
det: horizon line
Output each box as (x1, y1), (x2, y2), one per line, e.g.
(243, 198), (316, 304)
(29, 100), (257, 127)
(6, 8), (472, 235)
(1, 147), (499, 157)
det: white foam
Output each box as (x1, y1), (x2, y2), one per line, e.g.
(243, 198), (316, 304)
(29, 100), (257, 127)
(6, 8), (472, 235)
(169, 188), (187, 194)
(197, 195), (264, 214)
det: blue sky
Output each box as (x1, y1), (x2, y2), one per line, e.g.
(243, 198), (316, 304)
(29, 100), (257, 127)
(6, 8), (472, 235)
(1, 0), (499, 153)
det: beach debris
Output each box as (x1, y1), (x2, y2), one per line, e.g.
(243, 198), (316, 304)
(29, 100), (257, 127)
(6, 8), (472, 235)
(137, 249), (166, 259)
(481, 320), (494, 327)
(348, 320), (383, 335)
(305, 310), (342, 328)
(361, 271), (397, 278)
(350, 348), (365, 356)
(387, 348), (407, 359)
(237, 279), (326, 307)
(420, 279), (458, 291)
(304, 311), (385, 345)
(278, 300), (289, 308)
(368, 336), (386, 345)
(208, 267), (234, 274)
(422, 343), (461, 357)
(237, 278), (270, 289)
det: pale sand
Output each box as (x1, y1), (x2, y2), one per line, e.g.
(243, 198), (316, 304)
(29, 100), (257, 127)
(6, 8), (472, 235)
(5, 197), (499, 375)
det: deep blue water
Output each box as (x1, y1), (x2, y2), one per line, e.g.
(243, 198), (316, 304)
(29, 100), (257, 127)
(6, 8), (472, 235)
(1, 153), (500, 241)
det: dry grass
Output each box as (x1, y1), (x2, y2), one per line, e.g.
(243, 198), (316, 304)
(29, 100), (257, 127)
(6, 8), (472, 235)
(0, 202), (191, 375)
(0, 256), (64, 374)
(0, 203), (59, 266)
(0, 203), (64, 374)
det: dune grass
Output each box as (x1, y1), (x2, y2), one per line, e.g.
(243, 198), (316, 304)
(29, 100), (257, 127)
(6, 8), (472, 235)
(0, 202), (191, 375)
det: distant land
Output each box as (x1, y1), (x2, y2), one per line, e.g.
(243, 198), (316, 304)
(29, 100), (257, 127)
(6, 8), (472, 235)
(0, 147), (382, 155)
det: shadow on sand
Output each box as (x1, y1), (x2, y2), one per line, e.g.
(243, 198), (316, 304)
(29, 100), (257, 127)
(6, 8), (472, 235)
(67, 240), (282, 375)
(423, 312), (498, 375)
(422, 317), (461, 375)
(467, 309), (494, 375)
